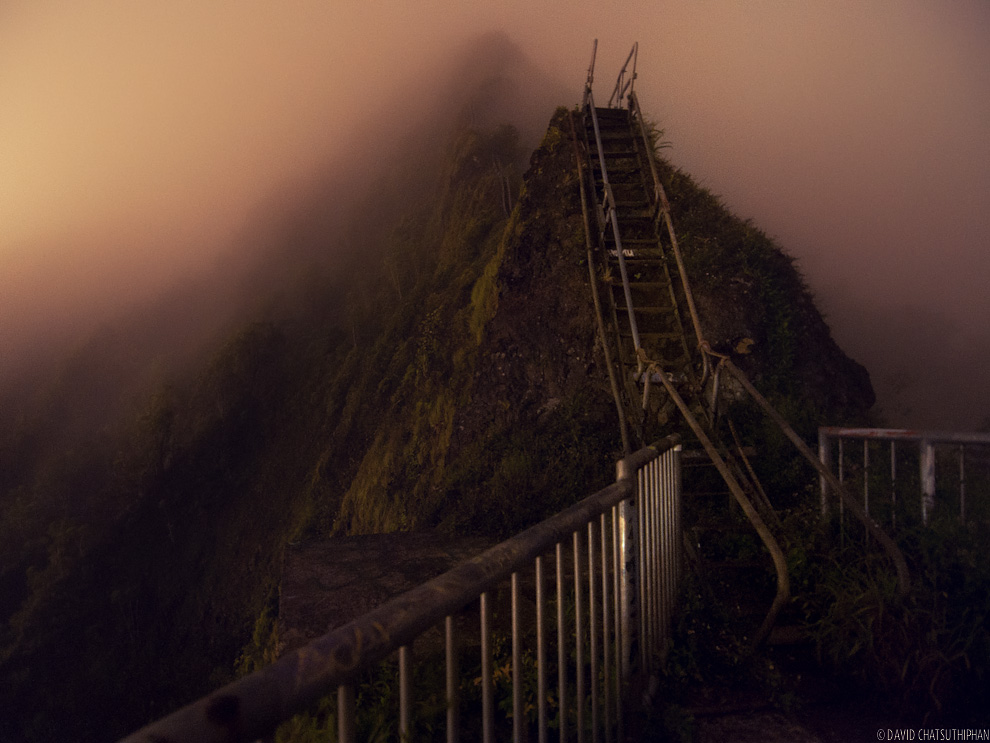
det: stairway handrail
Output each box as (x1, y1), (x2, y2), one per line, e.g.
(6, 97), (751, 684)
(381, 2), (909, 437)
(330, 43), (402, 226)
(569, 109), (634, 454)
(584, 86), (644, 365)
(585, 38), (598, 95)
(724, 361), (912, 596)
(627, 90), (707, 354)
(609, 42), (638, 108)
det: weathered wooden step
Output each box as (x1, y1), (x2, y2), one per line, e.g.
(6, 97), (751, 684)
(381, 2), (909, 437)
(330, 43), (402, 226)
(592, 106), (629, 120)
(608, 258), (666, 267)
(615, 208), (655, 220)
(631, 306), (678, 316)
(601, 148), (638, 158)
(593, 171), (644, 184)
(594, 127), (634, 138)
(590, 160), (638, 173)
(620, 281), (669, 288)
(605, 237), (658, 250)
(597, 131), (634, 140)
(606, 253), (666, 264)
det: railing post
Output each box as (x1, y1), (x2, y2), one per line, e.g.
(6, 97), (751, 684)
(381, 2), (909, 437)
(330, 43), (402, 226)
(921, 439), (936, 525)
(959, 445), (966, 524)
(338, 685), (356, 743)
(891, 441), (897, 529)
(820, 426), (990, 531)
(659, 446), (682, 666)
(445, 616), (458, 743)
(615, 459), (637, 682)
(863, 439), (870, 517)
(818, 430), (832, 518)
(399, 645), (412, 741)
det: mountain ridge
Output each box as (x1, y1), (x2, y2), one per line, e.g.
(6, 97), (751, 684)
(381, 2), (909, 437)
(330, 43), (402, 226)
(0, 87), (873, 741)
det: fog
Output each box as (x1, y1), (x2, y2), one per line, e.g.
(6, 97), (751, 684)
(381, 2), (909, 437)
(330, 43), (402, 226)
(2, 1), (988, 429)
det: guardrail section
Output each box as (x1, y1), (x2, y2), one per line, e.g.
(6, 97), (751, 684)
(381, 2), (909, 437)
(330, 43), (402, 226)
(121, 437), (683, 743)
(819, 427), (990, 527)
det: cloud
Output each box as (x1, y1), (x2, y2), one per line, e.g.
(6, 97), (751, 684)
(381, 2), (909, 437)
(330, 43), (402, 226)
(1, 1), (988, 427)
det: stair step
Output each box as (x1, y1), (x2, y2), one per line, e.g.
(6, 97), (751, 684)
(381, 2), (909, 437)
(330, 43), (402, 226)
(605, 246), (661, 257)
(605, 237), (657, 246)
(594, 172), (643, 185)
(605, 253), (663, 262)
(601, 148), (638, 158)
(605, 233), (656, 244)
(596, 131), (635, 140)
(595, 128), (634, 139)
(588, 126), (630, 138)
(619, 209), (654, 218)
(586, 125), (630, 138)
(607, 246), (663, 256)
(607, 258), (665, 267)
(631, 306), (677, 316)
(592, 107), (628, 120)
(591, 161), (638, 173)
(616, 209), (654, 220)
(621, 281), (669, 288)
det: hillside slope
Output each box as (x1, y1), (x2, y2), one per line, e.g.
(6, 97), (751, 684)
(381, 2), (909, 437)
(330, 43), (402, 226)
(0, 98), (872, 740)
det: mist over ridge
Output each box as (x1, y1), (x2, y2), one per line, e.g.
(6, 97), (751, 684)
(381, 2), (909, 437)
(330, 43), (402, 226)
(2, 16), (987, 738)
(2, 2), (990, 427)
(0, 32), (565, 448)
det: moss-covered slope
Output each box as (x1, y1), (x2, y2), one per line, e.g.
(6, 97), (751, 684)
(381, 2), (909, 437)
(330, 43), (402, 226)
(0, 103), (874, 741)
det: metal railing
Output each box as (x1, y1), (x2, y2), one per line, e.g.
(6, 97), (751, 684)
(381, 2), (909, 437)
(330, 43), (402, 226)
(583, 40), (643, 363)
(120, 437), (682, 743)
(625, 89), (706, 358)
(608, 42), (638, 108)
(819, 427), (990, 526)
(582, 41), (707, 387)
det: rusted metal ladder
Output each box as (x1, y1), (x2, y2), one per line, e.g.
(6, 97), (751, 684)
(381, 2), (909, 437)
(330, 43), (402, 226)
(573, 41), (911, 647)
(585, 104), (697, 400)
(575, 41), (709, 436)
(573, 41), (792, 647)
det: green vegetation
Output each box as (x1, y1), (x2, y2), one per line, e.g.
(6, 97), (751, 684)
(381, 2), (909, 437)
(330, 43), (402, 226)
(797, 518), (990, 723)
(0, 107), (618, 741)
(646, 507), (990, 738)
(0, 98), (940, 743)
(0, 119), (530, 740)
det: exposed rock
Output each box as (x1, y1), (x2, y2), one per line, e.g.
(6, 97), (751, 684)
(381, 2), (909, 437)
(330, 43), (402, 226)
(278, 532), (492, 655)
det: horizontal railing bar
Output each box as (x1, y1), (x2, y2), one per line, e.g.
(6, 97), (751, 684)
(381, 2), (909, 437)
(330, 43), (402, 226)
(821, 427), (990, 446)
(120, 438), (680, 743)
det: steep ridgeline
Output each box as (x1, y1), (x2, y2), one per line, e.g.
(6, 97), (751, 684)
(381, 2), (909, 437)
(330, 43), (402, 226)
(0, 104), (873, 741)
(332, 105), (875, 537)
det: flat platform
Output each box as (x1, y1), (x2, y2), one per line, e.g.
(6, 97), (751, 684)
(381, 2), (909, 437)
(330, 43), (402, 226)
(277, 531), (493, 655)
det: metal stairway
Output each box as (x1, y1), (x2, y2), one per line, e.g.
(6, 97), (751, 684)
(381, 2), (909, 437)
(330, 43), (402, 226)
(571, 41), (792, 647)
(585, 105), (696, 396)
(571, 41), (910, 647)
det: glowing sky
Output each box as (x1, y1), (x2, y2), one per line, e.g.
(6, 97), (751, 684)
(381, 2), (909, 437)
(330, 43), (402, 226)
(2, 1), (989, 427)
